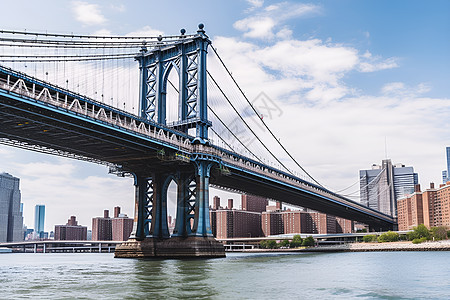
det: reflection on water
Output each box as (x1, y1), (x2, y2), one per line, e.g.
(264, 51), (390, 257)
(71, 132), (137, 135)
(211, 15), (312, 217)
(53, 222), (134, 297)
(1, 252), (450, 299)
(132, 258), (216, 299)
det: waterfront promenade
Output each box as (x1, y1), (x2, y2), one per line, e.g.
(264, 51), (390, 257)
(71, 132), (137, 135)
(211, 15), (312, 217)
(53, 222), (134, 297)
(237, 240), (450, 253)
(303, 240), (450, 252)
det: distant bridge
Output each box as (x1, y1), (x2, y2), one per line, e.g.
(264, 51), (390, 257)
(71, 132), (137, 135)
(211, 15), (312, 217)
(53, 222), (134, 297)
(0, 240), (123, 253)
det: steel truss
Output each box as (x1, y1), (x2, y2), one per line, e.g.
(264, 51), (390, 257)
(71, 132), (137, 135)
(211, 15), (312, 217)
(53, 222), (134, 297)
(137, 24), (210, 142)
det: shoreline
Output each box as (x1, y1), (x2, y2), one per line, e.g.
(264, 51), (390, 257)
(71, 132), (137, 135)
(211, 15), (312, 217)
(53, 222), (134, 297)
(234, 240), (450, 253)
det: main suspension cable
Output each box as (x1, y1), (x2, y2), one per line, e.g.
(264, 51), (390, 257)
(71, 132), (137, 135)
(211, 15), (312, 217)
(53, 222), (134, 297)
(167, 77), (263, 163)
(210, 46), (323, 187)
(207, 70), (293, 175)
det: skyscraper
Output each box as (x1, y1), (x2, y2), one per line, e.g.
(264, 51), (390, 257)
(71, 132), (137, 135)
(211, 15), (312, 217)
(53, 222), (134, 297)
(0, 173), (24, 242)
(442, 147), (450, 184)
(359, 159), (418, 217)
(34, 205), (45, 238)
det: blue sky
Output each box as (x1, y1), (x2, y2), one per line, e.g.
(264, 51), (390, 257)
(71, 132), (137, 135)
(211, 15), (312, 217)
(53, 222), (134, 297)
(0, 0), (449, 231)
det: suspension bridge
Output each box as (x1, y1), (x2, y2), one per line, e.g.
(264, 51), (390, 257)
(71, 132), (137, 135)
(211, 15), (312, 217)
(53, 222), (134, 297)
(0, 24), (395, 257)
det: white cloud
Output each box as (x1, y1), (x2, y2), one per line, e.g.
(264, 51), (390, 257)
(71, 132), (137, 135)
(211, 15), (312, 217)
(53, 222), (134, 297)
(110, 4), (126, 12)
(381, 82), (405, 95)
(212, 37), (359, 103)
(126, 26), (164, 37)
(359, 56), (398, 72)
(255, 39), (358, 83)
(234, 2), (321, 40)
(381, 82), (431, 97)
(92, 29), (112, 36)
(275, 27), (293, 40)
(14, 162), (76, 177)
(0, 147), (13, 157)
(247, 0), (264, 9)
(234, 16), (276, 39)
(72, 1), (107, 26)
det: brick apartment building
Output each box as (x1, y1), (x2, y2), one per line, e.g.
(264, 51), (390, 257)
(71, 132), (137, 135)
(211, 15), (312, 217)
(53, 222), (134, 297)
(211, 195), (354, 238)
(261, 210), (349, 236)
(54, 216), (87, 240)
(397, 182), (450, 230)
(92, 207), (133, 241)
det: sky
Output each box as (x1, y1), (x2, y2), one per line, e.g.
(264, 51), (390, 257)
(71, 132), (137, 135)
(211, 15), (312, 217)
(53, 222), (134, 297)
(0, 0), (449, 232)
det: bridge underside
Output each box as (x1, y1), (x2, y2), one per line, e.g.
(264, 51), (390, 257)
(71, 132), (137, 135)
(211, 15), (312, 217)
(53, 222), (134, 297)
(0, 93), (191, 174)
(211, 168), (394, 231)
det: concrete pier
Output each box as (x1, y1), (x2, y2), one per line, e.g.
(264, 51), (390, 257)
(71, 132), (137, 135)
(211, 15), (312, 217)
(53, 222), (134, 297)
(114, 237), (225, 258)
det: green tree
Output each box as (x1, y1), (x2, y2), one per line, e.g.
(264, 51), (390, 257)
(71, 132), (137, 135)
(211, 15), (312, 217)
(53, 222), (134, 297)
(377, 231), (399, 243)
(430, 226), (448, 240)
(259, 240), (268, 249)
(279, 239), (290, 248)
(302, 236), (315, 247)
(412, 237), (427, 244)
(362, 235), (377, 243)
(290, 235), (303, 248)
(266, 240), (278, 249)
(408, 224), (431, 241)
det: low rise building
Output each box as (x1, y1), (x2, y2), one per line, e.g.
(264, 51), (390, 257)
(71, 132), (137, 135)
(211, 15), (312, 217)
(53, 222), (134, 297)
(55, 216), (87, 240)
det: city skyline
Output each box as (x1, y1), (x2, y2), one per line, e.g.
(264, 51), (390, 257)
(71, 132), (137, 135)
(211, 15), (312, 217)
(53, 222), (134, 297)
(0, 1), (449, 231)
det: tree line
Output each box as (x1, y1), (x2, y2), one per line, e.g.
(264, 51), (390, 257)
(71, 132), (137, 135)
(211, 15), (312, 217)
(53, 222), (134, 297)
(259, 235), (315, 249)
(362, 225), (450, 244)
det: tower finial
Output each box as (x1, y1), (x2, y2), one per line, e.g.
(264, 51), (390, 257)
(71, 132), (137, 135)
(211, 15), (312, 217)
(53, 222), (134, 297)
(197, 23), (205, 34)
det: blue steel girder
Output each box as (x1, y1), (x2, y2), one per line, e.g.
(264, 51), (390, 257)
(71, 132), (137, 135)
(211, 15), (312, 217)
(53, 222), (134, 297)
(136, 25), (210, 142)
(172, 160), (213, 237)
(192, 160), (213, 236)
(172, 173), (197, 237)
(131, 174), (170, 240)
(144, 65), (157, 121)
(149, 174), (170, 238)
(143, 178), (154, 237)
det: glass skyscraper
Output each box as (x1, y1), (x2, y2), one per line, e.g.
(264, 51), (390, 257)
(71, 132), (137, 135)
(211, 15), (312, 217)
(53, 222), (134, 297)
(0, 173), (24, 242)
(443, 147), (450, 184)
(34, 204), (45, 238)
(360, 159), (418, 217)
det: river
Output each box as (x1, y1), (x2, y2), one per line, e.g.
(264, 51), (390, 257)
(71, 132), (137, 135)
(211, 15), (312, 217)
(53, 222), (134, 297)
(1, 251), (449, 299)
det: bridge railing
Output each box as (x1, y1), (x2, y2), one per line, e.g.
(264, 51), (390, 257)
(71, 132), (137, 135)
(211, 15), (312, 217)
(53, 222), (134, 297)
(0, 66), (194, 153)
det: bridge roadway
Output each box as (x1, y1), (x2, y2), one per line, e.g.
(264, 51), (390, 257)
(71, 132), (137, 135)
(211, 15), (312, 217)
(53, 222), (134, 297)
(0, 66), (395, 230)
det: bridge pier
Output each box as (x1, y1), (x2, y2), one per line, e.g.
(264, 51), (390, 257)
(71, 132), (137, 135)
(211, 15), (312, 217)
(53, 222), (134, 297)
(115, 162), (224, 258)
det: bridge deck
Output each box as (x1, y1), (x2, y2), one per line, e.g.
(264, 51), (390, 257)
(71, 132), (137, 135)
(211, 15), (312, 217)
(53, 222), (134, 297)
(0, 66), (394, 229)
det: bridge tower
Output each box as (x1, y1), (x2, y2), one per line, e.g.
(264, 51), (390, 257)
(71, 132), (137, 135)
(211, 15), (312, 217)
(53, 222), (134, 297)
(115, 25), (224, 258)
